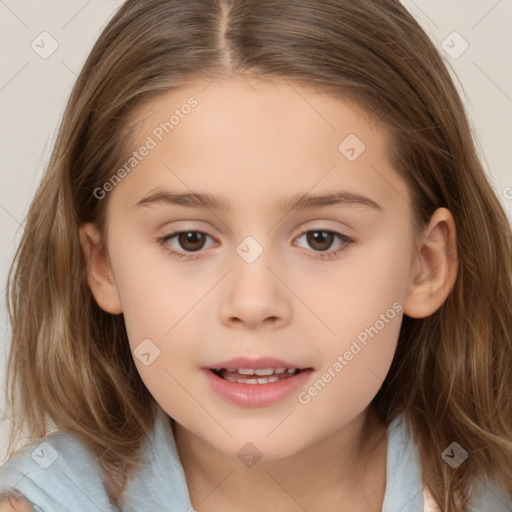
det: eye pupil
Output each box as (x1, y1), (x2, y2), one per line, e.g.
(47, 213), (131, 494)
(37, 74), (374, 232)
(307, 230), (334, 251)
(178, 231), (206, 251)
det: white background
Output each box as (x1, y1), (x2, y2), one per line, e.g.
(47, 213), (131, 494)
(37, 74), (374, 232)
(1, 0), (511, 464)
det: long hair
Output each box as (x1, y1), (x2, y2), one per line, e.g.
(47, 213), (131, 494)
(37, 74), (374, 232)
(3, 1), (511, 509)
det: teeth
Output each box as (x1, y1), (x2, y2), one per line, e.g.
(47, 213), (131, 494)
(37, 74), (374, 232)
(257, 377), (279, 383)
(218, 367), (301, 384)
(223, 375), (282, 384)
(254, 369), (274, 376)
(237, 368), (256, 375)
(223, 367), (298, 376)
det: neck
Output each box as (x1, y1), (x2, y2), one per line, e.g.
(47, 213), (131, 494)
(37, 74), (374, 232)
(172, 407), (388, 512)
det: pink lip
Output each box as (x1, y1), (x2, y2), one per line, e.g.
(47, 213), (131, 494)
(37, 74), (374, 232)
(202, 367), (314, 407)
(204, 356), (307, 371)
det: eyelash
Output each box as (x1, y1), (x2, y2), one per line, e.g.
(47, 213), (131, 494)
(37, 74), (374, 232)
(157, 228), (354, 261)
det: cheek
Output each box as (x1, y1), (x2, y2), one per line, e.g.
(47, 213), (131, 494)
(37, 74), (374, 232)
(298, 227), (411, 403)
(107, 232), (213, 397)
(109, 232), (204, 338)
(300, 222), (412, 342)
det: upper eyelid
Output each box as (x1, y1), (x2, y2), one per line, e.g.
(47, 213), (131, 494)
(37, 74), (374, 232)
(161, 226), (350, 239)
(160, 226), (352, 248)
(160, 219), (354, 237)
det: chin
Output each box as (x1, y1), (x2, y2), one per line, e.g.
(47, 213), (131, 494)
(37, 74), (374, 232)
(214, 433), (308, 463)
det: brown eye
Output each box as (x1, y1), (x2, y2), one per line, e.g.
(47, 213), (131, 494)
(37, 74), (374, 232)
(295, 229), (354, 260)
(158, 229), (215, 259)
(175, 231), (207, 252)
(306, 230), (335, 251)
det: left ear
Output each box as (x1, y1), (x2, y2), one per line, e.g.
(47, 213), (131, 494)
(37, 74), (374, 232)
(403, 207), (458, 318)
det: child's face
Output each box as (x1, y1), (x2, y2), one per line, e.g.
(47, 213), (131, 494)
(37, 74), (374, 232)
(98, 76), (421, 459)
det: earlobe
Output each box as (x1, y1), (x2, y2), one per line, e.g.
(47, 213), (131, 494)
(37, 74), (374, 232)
(79, 223), (123, 314)
(403, 208), (458, 319)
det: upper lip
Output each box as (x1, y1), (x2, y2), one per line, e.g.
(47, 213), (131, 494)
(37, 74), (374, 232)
(205, 357), (311, 371)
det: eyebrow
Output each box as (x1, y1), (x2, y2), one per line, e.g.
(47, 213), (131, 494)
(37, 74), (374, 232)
(134, 189), (383, 212)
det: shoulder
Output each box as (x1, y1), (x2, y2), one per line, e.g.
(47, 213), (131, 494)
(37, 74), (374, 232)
(0, 492), (34, 512)
(468, 477), (512, 512)
(382, 415), (426, 511)
(0, 429), (117, 512)
(384, 417), (512, 511)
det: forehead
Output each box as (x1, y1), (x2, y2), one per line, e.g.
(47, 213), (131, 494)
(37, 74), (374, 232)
(128, 75), (379, 149)
(110, 75), (411, 216)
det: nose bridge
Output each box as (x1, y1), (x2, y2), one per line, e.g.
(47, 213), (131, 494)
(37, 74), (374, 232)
(235, 234), (267, 266)
(228, 208), (279, 269)
(232, 232), (279, 297)
(218, 231), (292, 328)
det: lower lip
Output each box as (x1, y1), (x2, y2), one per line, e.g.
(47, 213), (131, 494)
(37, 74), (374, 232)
(202, 368), (313, 407)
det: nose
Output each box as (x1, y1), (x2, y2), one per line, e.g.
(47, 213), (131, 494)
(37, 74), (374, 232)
(218, 250), (292, 330)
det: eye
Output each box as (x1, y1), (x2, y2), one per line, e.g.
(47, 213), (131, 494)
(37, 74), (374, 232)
(157, 228), (354, 261)
(157, 229), (216, 260)
(294, 229), (354, 260)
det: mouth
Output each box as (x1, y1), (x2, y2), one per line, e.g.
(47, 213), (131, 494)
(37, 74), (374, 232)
(202, 358), (314, 407)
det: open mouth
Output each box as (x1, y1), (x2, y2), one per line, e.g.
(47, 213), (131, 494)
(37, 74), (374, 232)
(210, 367), (306, 384)
(204, 365), (314, 407)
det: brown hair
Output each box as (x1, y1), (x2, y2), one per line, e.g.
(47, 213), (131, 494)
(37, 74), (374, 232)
(3, 0), (511, 510)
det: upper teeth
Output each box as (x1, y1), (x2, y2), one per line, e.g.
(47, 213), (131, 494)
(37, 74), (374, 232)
(224, 368), (296, 375)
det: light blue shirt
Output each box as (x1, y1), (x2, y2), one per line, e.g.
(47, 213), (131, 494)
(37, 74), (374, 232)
(1, 407), (510, 511)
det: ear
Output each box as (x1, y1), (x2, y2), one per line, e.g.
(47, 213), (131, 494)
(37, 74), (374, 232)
(403, 207), (458, 318)
(79, 223), (123, 314)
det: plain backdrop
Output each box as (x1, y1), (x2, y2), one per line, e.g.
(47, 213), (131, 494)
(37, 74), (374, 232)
(1, 0), (511, 464)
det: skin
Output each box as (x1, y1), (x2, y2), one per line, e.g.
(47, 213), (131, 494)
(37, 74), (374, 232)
(79, 75), (458, 511)
(0, 498), (33, 512)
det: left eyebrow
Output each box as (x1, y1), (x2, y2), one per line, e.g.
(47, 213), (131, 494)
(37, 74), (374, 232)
(133, 189), (383, 212)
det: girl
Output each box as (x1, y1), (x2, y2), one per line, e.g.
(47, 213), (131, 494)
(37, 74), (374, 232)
(1, 0), (511, 511)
